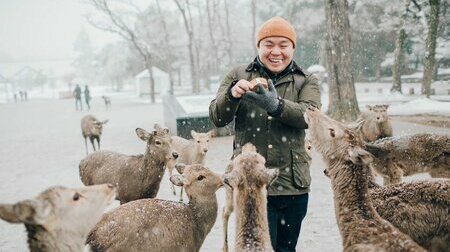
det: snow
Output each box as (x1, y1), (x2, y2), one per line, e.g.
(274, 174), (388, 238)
(0, 91), (449, 252)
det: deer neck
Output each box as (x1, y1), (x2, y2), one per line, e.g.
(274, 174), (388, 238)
(26, 224), (85, 252)
(139, 149), (165, 172)
(327, 158), (379, 240)
(235, 187), (271, 250)
(188, 194), (218, 244)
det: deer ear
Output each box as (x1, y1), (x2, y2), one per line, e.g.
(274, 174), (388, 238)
(222, 171), (240, 190)
(348, 147), (373, 165)
(136, 128), (151, 141)
(163, 128), (169, 134)
(364, 143), (387, 157)
(242, 143), (257, 153)
(169, 175), (184, 187)
(175, 163), (186, 174)
(101, 119), (109, 124)
(366, 105), (372, 111)
(0, 199), (51, 225)
(154, 124), (162, 131)
(190, 130), (197, 138)
(262, 168), (279, 186)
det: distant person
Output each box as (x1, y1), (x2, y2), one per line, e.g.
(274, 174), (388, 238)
(19, 91), (24, 102)
(13, 93), (17, 103)
(73, 84), (83, 111)
(84, 85), (91, 110)
(24, 90), (28, 102)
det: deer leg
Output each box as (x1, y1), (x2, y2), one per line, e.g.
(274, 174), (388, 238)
(222, 187), (234, 252)
(97, 137), (101, 150)
(167, 164), (177, 195)
(84, 137), (89, 155)
(89, 137), (96, 151)
(179, 187), (184, 202)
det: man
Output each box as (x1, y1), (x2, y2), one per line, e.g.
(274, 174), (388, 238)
(73, 84), (82, 111)
(209, 17), (321, 251)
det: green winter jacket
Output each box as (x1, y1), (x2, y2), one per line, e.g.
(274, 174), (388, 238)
(209, 59), (321, 196)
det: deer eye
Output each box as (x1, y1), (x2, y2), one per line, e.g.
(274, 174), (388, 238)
(329, 128), (336, 138)
(197, 141), (200, 143)
(73, 192), (81, 201)
(155, 140), (162, 145)
(197, 175), (205, 181)
(206, 140), (209, 142)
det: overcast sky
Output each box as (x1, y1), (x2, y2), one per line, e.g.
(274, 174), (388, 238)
(0, 0), (117, 62)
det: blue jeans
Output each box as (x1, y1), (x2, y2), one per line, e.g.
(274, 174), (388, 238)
(267, 194), (309, 252)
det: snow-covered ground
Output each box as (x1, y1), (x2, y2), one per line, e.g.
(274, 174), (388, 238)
(0, 93), (449, 251)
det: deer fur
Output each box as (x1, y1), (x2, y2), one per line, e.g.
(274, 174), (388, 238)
(0, 184), (115, 252)
(222, 143), (278, 252)
(167, 130), (213, 201)
(79, 124), (178, 204)
(81, 115), (108, 155)
(365, 133), (450, 185)
(323, 166), (450, 251)
(356, 104), (393, 142)
(86, 163), (223, 252)
(305, 106), (425, 252)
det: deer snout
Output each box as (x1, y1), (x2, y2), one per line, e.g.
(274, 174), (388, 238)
(203, 148), (208, 153)
(172, 151), (179, 159)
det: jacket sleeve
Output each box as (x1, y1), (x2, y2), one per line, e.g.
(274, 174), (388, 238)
(209, 67), (242, 127)
(276, 73), (322, 129)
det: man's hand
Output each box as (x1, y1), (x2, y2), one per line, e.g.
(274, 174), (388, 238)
(243, 79), (280, 114)
(230, 79), (252, 98)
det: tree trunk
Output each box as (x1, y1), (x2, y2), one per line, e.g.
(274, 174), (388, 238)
(422, 0), (440, 98)
(174, 0), (199, 94)
(144, 58), (156, 103)
(156, 0), (175, 94)
(223, 0), (234, 67)
(325, 0), (359, 122)
(391, 0), (411, 94)
(251, 0), (257, 55)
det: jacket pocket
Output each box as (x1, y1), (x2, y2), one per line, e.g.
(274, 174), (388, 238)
(291, 150), (311, 189)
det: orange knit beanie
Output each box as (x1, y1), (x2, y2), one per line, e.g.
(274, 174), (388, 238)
(256, 17), (297, 48)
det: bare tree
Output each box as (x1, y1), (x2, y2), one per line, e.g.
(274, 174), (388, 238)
(87, 0), (157, 103)
(174, 0), (200, 94)
(155, 0), (175, 94)
(325, 0), (359, 121)
(391, 0), (412, 94)
(422, 0), (441, 97)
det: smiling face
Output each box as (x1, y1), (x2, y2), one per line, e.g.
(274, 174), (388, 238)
(258, 36), (294, 74)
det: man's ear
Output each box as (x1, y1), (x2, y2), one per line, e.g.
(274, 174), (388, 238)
(170, 175), (184, 187)
(136, 128), (151, 141)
